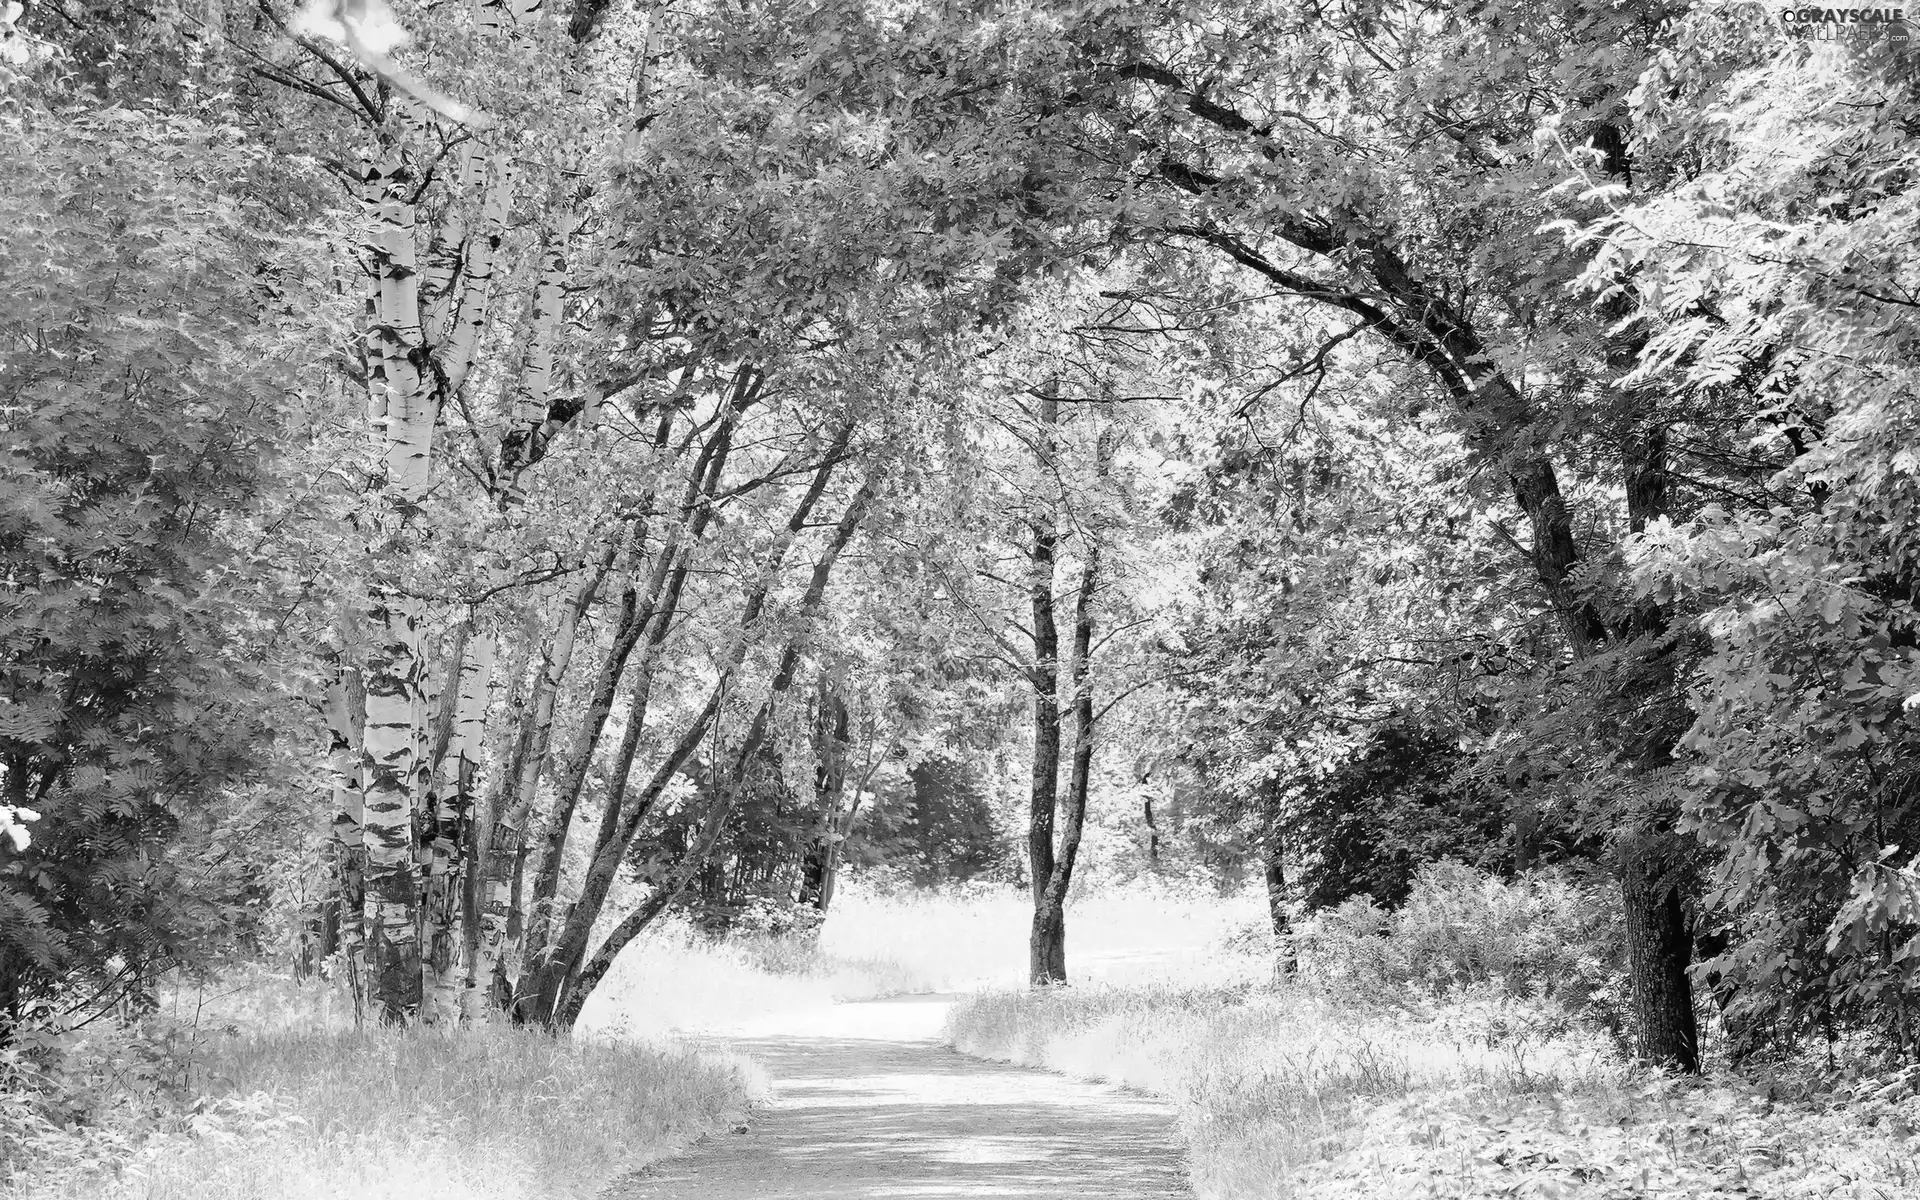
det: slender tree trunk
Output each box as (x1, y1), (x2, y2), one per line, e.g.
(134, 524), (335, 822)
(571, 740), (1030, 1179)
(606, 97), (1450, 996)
(513, 395), (781, 1021)
(494, 843), (532, 1011)
(1140, 772), (1160, 869)
(1025, 397), (1064, 986)
(522, 409), (735, 970)
(518, 531), (633, 957)
(1259, 780), (1296, 976)
(553, 656), (793, 1028)
(321, 660), (367, 1012)
(462, 623), (532, 1022)
(797, 683), (849, 912)
(544, 474), (879, 1029)
(1032, 535), (1099, 985)
(423, 633), (493, 1026)
(471, 557), (608, 1015)
(1026, 535), (1062, 983)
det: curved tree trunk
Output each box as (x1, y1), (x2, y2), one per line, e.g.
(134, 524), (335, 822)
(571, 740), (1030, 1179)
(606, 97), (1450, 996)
(545, 474), (880, 1029)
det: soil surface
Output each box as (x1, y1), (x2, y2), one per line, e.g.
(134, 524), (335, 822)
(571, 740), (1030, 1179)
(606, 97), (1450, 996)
(603, 993), (1191, 1199)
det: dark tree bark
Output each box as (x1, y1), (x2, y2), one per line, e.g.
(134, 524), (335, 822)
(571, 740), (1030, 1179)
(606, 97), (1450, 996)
(1026, 400), (1065, 985)
(520, 409), (739, 978)
(1028, 411), (1108, 986)
(797, 682), (850, 912)
(1619, 838), (1699, 1072)
(537, 475), (879, 1029)
(1258, 778), (1296, 976)
(1612, 422), (1702, 1070)
(1141, 777), (1160, 868)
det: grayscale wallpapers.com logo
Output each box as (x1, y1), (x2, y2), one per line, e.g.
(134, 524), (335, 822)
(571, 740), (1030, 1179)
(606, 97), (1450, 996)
(1776, 6), (1913, 39)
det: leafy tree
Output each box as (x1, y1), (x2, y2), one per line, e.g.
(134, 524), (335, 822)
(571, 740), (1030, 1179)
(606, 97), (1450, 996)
(1289, 723), (1510, 913)
(850, 755), (1010, 887)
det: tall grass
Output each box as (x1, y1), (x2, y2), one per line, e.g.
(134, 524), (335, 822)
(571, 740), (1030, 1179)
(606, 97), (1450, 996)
(4, 971), (764, 1200)
(949, 982), (1626, 1197)
(945, 867), (1920, 1199)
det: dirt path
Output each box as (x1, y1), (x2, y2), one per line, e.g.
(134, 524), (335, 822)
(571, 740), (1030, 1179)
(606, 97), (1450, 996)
(604, 993), (1191, 1199)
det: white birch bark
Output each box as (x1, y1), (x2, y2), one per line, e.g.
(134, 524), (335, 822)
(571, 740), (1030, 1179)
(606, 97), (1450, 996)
(463, 622), (534, 1022)
(359, 594), (424, 1022)
(322, 661), (367, 1017)
(423, 634), (495, 1026)
(359, 153), (436, 503)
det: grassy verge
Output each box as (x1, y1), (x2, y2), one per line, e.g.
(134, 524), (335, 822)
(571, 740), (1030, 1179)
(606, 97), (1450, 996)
(3, 971), (765, 1200)
(947, 869), (1920, 1198)
(950, 981), (1920, 1197)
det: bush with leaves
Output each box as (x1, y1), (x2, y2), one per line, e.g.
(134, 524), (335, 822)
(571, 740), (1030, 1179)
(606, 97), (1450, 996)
(1294, 863), (1631, 1037)
(0, 72), (335, 1027)
(1289, 725), (1514, 912)
(1568, 20), (1920, 1055)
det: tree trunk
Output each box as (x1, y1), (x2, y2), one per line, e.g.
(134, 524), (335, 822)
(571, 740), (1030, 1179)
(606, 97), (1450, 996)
(523, 457), (871, 1024)
(521, 406), (752, 976)
(1034, 538), (1100, 986)
(422, 633), (493, 1026)
(462, 623), (533, 1023)
(1259, 783), (1296, 976)
(1140, 772), (1160, 868)
(471, 564), (603, 1016)
(1026, 406), (1108, 988)
(495, 842), (530, 1012)
(320, 657), (367, 1009)
(544, 475), (879, 1029)
(1615, 425), (1700, 1070)
(1026, 506), (1063, 984)
(514, 533), (625, 963)
(1619, 839), (1699, 1072)
(360, 594), (424, 1022)
(797, 683), (850, 912)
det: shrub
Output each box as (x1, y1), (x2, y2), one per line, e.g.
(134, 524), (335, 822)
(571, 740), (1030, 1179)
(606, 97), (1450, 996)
(1293, 863), (1630, 1034)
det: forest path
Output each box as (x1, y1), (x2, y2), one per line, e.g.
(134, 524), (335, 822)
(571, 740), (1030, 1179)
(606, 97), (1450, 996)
(602, 993), (1191, 1199)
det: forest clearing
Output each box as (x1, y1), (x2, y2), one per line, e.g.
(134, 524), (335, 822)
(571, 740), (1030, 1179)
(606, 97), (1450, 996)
(6, 0), (1920, 1196)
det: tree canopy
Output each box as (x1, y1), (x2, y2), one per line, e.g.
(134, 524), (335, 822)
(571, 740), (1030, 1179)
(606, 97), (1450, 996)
(3, 0), (1919, 1067)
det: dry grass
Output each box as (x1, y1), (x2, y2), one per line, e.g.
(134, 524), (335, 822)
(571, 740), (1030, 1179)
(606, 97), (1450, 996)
(946, 982), (1920, 1198)
(948, 982), (1625, 1197)
(3, 970), (764, 1200)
